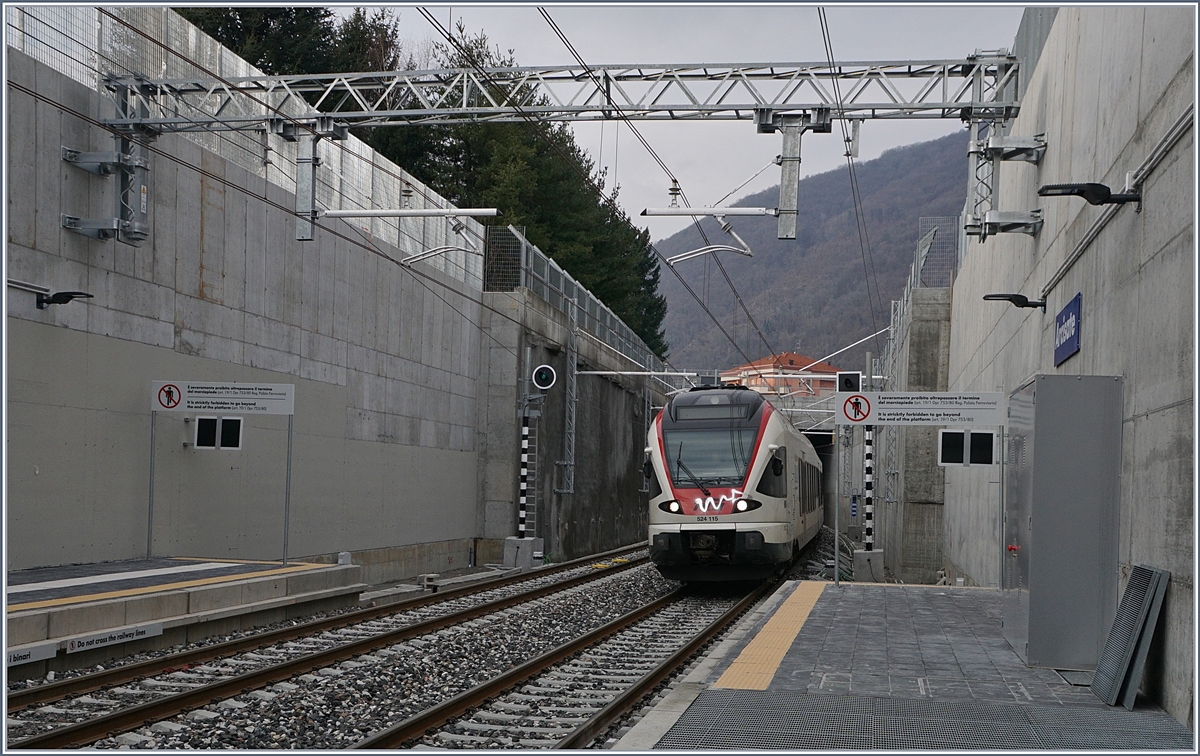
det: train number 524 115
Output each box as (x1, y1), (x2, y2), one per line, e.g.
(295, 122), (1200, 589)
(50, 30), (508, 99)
(695, 516), (720, 522)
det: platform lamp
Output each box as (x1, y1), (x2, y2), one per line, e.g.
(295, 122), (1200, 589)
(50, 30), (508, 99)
(36, 291), (93, 309)
(1038, 182), (1140, 207)
(983, 293), (1046, 313)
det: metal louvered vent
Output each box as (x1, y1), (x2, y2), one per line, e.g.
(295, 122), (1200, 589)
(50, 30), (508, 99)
(1091, 565), (1169, 706)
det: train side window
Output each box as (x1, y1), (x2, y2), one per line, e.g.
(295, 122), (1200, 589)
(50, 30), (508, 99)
(756, 448), (787, 498)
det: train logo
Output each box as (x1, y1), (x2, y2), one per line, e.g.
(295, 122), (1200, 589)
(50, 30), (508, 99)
(694, 489), (745, 513)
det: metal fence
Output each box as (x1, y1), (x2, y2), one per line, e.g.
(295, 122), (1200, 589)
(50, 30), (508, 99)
(487, 226), (665, 378)
(5, 5), (483, 288)
(878, 215), (963, 385)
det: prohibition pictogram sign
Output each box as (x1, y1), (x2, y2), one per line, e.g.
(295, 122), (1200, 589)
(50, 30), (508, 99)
(843, 394), (870, 422)
(157, 383), (182, 410)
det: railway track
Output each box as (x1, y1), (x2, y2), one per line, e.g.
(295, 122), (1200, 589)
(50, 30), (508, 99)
(355, 579), (777, 750)
(7, 546), (650, 749)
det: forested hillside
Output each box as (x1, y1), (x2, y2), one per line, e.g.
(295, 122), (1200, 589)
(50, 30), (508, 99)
(655, 130), (969, 371)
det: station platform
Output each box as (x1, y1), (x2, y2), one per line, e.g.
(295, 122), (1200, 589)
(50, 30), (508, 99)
(6, 556), (365, 676)
(616, 581), (1193, 750)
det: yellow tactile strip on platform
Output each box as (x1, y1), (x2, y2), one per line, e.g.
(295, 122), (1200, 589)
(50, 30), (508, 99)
(714, 581), (827, 690)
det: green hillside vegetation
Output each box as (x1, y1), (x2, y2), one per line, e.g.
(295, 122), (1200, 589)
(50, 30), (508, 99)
(176, 8), (667, 356)
(655, 130), (970, 371)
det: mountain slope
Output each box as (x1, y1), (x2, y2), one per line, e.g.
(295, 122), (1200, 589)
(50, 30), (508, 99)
(656, 130), (969, 371)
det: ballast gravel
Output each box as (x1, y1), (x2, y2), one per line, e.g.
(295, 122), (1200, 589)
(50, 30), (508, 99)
(88, 566), (675, 750)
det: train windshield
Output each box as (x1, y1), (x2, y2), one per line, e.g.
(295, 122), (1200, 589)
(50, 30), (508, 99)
(663, 429), (759, 488)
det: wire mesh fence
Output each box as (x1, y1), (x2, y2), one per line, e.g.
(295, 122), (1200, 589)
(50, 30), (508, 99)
(878, 216), (963, 387)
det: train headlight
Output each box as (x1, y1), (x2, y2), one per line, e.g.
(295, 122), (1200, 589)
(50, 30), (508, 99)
(669, 500), (680, 513)
(658, 500), (682, 513)
(732, 498), (761, 512)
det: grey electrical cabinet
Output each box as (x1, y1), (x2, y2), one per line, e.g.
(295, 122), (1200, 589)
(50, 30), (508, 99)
(1003, 375), (1123, 669)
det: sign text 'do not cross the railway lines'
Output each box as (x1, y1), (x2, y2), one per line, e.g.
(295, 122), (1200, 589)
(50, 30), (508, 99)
(834, 392), (1006, 426)
(151, 382), (295, 415)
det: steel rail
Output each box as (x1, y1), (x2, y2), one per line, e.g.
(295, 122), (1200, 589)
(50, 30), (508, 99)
(8, 556), (646, 748)
(6, 543), (643, 713)
(351, 591), (683, 748)
(554, 577), (778, 748)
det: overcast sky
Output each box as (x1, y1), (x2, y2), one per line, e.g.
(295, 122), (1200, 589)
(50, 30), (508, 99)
(370, 4), (1027, 239)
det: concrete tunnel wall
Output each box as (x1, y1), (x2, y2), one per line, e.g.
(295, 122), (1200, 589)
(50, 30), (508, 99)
(6, 43), (660, 580)
(942, 7), (1193, 726)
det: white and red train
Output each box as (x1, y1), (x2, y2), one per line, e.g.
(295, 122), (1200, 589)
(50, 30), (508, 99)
(646, 386), (823, 581)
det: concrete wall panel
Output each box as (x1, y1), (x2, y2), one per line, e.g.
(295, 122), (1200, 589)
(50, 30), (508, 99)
(945, 7), (1193, 724)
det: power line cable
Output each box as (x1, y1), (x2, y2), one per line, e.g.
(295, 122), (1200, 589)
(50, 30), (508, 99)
(15, 9), (675, 375)
(535, 6), (778, 365)
(818, 8), (883, 356)
(419, 6), (753, 367)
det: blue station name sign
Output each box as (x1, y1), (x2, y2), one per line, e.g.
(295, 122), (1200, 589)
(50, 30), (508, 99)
(1054, 293), (1082, 366)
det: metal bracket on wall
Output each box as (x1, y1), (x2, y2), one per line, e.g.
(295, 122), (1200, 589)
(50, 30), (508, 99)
(985, 133), (1047, 164)
(984, 209), (1043, 236)
(61, 214), (122, 240)
(61, 147), (149, 175)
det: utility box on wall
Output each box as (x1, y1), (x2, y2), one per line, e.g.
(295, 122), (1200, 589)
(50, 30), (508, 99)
(1003, 375), (1123, 669)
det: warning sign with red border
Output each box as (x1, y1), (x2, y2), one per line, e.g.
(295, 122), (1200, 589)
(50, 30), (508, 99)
(151, 382), (295, 415)
(835, 392), (1006, 426)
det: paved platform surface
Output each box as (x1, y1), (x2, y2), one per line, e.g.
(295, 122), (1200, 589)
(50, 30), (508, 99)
(7, 557), (325, 611)
(615, 581), (1193, 750)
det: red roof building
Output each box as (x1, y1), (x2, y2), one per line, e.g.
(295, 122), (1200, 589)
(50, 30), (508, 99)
(720, 351), (842, 397)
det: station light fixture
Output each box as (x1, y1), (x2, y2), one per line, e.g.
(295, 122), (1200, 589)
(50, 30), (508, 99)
(983, 293), (1046, 312)
(36, 290), (93, 309)
(1037, 182), (1140, 206)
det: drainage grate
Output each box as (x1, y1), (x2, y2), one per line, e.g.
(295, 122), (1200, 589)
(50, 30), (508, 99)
(1057, 669), (1094, 686)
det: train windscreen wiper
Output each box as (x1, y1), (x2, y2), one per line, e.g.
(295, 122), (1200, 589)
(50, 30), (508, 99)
(675, 445), (711, 497)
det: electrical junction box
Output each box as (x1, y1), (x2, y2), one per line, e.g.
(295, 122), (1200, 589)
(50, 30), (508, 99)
(854, 550), (884, 583)
(1003, 375), (1123, 669)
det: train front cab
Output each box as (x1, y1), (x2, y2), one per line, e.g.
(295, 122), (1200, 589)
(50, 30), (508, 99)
(647, 387), (801, 582)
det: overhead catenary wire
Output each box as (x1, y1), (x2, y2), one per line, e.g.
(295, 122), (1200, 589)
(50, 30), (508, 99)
(93, 8), (489, 250)
(535, 6), (779, 366)
(10, 77), (527, 357)
(13, 8), (683, 393)
(419, 6), (753, 369)
(818, 8), (884, 357)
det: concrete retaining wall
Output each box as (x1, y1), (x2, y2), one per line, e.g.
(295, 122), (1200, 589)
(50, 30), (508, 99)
(944, 7), (1193, 725)
(7, 49), (483, 570)
(880, 287), (954, 585)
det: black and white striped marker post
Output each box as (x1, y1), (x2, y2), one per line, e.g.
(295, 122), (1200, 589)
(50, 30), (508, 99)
(864, 424), (874, 551)
(518, 414), (529, 537)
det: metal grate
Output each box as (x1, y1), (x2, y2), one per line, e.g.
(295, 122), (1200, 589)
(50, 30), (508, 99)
(916, 216), (962, 287)
(484, 225), (524, 292)
(1119, 566), (1169, 709)
(1090, 565), (1162, 705)
(656, 689), (1193, 750)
